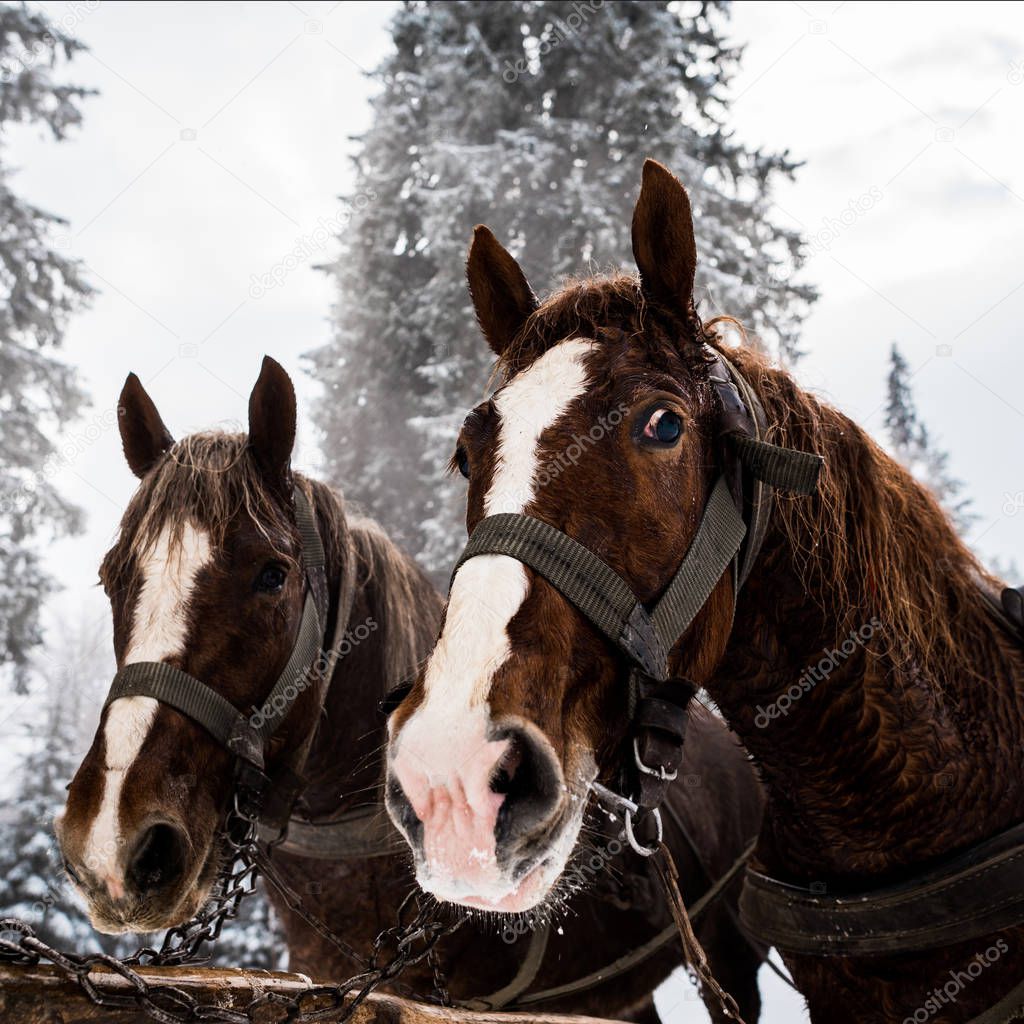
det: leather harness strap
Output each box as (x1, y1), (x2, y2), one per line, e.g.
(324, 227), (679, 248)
(1004, 586), (1024, 635)
(260, 804), (403, 860)
(479, 840), (758, 1010)
(980, 581), (1024, 645)
(451, 344), (822, 826)
(460, 925), (552, 1012)
(740, 800), (1024, 959)
(105, 486), (346, 833)
(968, 976), (1024, 1024)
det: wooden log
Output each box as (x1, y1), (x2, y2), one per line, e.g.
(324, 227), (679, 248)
(0, 964), (625, 1024)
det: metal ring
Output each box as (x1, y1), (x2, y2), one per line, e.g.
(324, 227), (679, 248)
(633, 737), (679, 781)
(624, 807), (662, 858)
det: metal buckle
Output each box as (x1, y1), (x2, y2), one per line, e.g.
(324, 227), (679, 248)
(633, 736), (679, 782)
(590, 781), (663, 858)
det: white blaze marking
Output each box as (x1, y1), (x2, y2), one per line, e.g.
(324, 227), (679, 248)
(83, 523), (211, 889)
(393, 340), (595, 780)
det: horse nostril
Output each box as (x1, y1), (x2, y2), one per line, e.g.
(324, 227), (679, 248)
(490, 736), (525, 796)
(492, 728), (561, 842)
(127, 823), (188, 896)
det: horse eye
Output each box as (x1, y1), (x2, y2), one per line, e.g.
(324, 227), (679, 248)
(255, 565), (287, 593)
(642, 408), (683, 445)
(455, 446), (470, 479)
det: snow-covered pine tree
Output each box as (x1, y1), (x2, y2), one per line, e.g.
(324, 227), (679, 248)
(308, 0), (816, 579)
(0, 608), (132, 954)
(884, 342), (976, 535)
(0, 4), (93, 691)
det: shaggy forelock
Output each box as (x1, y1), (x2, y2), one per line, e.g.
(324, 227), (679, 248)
(497, 272), (713, 384)
(101, 432), (297, 589)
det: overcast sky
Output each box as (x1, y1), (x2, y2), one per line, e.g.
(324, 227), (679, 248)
(12, 0), (1022, 612)
(7, 3), (1024, 1019)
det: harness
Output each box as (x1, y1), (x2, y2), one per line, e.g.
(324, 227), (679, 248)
(449, 342), (1024, 1022)
(107, 483), (750, 1011)
(450, 343), (822, 846)
(738, 586), (1024, 1023)
(105, 486), (353, 835)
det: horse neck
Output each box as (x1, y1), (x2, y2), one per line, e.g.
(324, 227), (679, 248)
(710, 354), (1024, 882)
(299, 489), (443, 818)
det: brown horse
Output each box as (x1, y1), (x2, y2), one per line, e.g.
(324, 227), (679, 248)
(385, 159), (1024, 1023)
(56, 357), (763, 1022)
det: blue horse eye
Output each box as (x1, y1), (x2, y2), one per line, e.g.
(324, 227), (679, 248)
(644, 409), (683, 444)
(456, 446), (470, 479)
(656, 411), (682, 443)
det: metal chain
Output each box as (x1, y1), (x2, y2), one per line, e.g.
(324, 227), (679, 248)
(0, 795), (465, 1023)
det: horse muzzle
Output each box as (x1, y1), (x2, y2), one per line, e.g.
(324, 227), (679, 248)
(386, 716), (576, 911)
(57, 813), (214, 934)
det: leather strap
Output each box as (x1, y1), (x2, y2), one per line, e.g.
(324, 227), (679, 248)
(740, 820), (1024, 956)
(1003, 586), (1024, 637)
(106, 661), (249, 752)
(258, 804), (403, 860)
(500, 839), (756, 1008)
(104, 486), (334, 826)
(265, 522), (359, 831)
(727, 434), (822, 496)
(629, 675), (695, 811)
(453, 476), (748, 684)
(460, 925), (552, 1011)
(452, 511), (670, 680)
(978, 583), (1024, 649)
(648, 475), (747, 657)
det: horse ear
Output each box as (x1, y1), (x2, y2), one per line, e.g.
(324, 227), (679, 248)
(247, 355), (296, 492)
(466, 225), (538, 357)
(631, 160), (698, 320)
(118, 373), (174, 478)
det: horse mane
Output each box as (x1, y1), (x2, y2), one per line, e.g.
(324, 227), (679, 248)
(345, 514), (442, 693)
(498, 272), (710, 380)
(101, 432), (298, 590)
(716, 336), (1004, 698)
(496, 273), (1006, 702)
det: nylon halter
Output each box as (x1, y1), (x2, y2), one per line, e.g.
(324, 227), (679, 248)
(451, 345), (823, 851)
(104, 486), (332, 829)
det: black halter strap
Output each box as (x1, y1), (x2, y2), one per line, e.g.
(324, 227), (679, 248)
(451, 474), (751, 682)
(451, 346), (822, 820)
(104, 486), (330, 826)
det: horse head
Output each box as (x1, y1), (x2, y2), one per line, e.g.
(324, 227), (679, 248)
(385, 161), (740, 912)
(57, 357), (334, 933)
